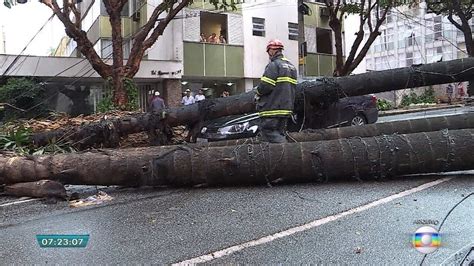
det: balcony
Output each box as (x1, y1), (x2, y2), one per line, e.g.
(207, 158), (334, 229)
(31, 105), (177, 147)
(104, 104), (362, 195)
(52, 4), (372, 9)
(304, 53), (337, 76)
(183, 42), (244, 78)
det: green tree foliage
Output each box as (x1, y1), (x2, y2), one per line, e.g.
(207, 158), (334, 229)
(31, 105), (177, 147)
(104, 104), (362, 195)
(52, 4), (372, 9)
(0, 78), (48, 120)
(400, 88), (437, 107)
(376, 98), (393, 110)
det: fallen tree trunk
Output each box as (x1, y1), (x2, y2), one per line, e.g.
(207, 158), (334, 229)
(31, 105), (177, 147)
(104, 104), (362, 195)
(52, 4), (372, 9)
(206, 113), (474, 147)
(30, 57), (474, 149)
(5, 180), (66, 199)
(2, 129), (473, 187)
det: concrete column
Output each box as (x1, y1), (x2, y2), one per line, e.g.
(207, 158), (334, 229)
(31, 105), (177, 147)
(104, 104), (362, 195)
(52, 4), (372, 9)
(244, 78), (255, 92)
(163, 79), (182, 107)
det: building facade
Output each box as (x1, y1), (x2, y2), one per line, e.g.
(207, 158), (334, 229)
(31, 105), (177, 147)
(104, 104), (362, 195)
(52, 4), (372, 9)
(362, 1), (473, 104)
(301, 0), (339, 77)
(2, 0), (341, 114)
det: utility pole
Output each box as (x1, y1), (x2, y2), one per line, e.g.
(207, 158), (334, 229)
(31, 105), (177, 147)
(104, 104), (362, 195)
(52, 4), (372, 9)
(297, 0), (306, 77)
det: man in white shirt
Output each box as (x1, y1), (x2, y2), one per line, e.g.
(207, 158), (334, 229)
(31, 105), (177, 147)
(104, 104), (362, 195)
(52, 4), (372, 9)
(181, 89), (195, 105)
(195, 89), (206, 102)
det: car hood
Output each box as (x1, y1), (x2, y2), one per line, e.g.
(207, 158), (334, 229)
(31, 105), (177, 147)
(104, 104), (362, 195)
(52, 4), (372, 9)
(204, 113), (259, 128)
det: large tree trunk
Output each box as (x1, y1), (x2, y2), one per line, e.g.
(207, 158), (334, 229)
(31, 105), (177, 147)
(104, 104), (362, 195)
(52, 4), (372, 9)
(206, 113), (474, 147)
(2, 129), (474, 187)
(31, 57), (474, 149)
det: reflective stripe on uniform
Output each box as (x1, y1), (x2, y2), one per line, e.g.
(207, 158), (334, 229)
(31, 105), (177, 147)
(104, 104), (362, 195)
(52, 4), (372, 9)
(261, 76), (276, 86)
(258, 110), (293, 117)
(276, 77), (297, 85)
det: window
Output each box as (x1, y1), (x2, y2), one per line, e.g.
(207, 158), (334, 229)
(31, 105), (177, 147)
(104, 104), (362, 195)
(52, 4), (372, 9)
(434, 16), (442, 39)
(101, 40), (112, 58)
(316, 28), (332, 54)
(288, 22), (298, 41)
(200, 12), (228, 44)
(407, 33), (414, 47)
(101, 39), (130, 59)
(252, 17), (265, 37)
(406, 51), (413, 66)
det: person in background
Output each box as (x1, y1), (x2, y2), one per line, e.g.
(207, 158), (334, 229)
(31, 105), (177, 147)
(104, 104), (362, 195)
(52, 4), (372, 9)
(149, 91), (166, 113)
(457, 82), (465, 99)
(220, 90), (230, 97)
(200, 33), (207, 42)
(195, 89), (206, 102)
(219, 35), (227, 44)
(446, 84), (454, 104)
(181, 89), (195, 106)
(147, 91), (169, 145)
(208, 33), (218, 43)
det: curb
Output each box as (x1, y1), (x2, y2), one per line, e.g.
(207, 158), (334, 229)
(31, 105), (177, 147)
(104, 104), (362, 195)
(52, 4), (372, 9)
(379, 104), (464, 117)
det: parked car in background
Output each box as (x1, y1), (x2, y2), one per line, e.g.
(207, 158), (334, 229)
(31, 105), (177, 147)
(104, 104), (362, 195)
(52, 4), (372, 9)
(198, 94), (379, 142)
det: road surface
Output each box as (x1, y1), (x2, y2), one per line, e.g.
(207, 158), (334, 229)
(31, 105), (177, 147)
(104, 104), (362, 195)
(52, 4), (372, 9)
(1, 108), (473, 264)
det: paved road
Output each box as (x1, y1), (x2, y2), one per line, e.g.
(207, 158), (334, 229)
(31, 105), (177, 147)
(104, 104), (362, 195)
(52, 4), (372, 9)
(1, 108), (473, 264)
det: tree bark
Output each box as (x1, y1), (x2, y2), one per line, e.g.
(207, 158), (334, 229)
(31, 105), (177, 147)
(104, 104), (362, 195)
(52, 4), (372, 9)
(2, 129), (474, 187)
(31, 57), (474, 149)
(206, 113), (474, 147)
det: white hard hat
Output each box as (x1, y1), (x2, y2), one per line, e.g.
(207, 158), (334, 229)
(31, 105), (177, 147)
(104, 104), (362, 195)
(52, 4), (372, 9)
(154, 91), (160, 96)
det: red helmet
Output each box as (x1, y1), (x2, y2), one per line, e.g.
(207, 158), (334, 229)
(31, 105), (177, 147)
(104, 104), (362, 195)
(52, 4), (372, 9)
(266, 39), (284, 51)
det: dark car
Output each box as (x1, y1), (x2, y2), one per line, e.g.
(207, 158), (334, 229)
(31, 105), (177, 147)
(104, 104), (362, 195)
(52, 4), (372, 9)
(198, 94), (379, 142)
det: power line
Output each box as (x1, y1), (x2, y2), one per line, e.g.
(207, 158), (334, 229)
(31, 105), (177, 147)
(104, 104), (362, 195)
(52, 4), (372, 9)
(393, 7), (467, 55)
(1, 13), (56, 77)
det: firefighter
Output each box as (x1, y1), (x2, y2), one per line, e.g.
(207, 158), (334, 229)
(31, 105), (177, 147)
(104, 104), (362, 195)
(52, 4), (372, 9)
(254, 39), (297, 143)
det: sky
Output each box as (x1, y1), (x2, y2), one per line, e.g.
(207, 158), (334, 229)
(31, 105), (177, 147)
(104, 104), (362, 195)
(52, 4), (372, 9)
(0, 1), (65, 55)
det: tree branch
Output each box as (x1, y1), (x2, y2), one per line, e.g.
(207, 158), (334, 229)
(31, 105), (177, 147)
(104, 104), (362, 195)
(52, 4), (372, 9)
(143, 1), (189, 50)
(125, 1), (169, 76)
(44, 0), (112, 78)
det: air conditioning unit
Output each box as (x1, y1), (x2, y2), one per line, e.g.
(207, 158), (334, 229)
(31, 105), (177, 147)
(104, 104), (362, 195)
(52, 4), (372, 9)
(320, 7), (330, 18)
(132, 11), (141, 22)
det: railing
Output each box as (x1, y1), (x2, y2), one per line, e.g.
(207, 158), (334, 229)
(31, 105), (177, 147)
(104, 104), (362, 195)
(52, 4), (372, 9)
(303, 53), (337, 76)
(183, 41), (244, 78)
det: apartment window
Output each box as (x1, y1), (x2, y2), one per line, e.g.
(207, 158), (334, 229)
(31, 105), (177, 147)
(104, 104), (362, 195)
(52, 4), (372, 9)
(316, 28), (332, 54)
(288, 22), (298, 41)
(101, 40), (112, 58)
(200, 12), (228, 44)
(406, 52), (413, 66)
(101, 39), (130, 59)
(252, 17), (265, 37)
(434, 16), (442, 39)
(407, 33), (414, 47)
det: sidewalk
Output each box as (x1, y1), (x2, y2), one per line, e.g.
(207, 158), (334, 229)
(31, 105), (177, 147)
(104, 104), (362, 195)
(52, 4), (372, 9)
(379, 103), (464, 117)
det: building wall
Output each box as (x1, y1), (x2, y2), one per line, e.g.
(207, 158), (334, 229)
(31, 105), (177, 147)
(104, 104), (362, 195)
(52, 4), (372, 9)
(0, 26), (5, 54)
(242, 0), (299, 87)
(359, 2), (473, 105)
(302, 1), (338, 77)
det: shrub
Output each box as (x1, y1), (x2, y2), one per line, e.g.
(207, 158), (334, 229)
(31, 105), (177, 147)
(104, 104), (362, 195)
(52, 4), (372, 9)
(377, 98), (393, 111)
(400, 88), (436, 107)
(0, 78), (48, 120)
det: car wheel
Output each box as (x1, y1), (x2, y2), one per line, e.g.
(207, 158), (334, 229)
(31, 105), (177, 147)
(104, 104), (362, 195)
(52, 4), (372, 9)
(351, 114), (366, 126)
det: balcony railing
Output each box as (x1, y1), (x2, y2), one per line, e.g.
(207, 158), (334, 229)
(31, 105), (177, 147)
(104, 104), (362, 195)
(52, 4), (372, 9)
(183, 41), (244, 78)
(303, 53), (337, 77)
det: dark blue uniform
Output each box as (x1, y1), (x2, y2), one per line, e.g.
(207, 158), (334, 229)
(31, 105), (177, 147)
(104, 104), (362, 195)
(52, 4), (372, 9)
(256, 52), (297, 143)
